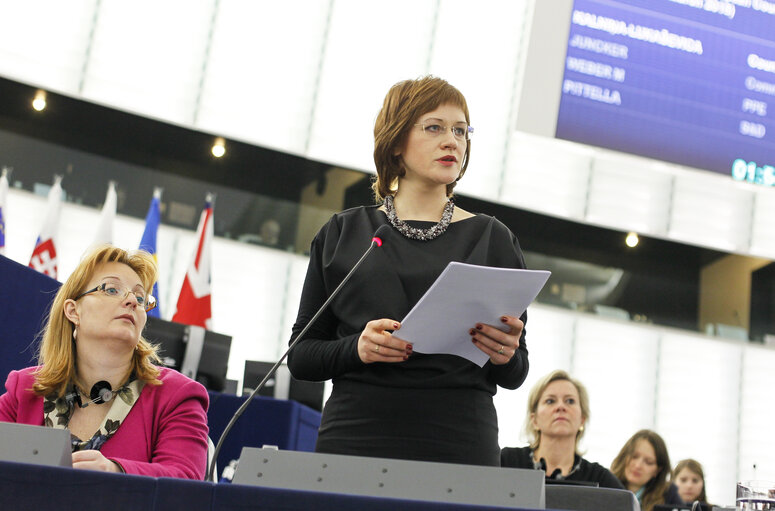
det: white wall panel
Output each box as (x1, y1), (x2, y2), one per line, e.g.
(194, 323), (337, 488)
(196, 0), (330, 154)
(573, 316), (659, 468)
(503, 132), (592, 220)
(0, 0), (96, 93)
(209, 238), (292, 384)
(738, 346), (775, 490)
(81, 0), (215, 124)
(306, 0), (436, 171)
(586, 155), (672, 236)
(669, 173), (753, 252)
(656, 333), (742, 506)
(749, 188), (775, 258)
(429, 0), (530, 200)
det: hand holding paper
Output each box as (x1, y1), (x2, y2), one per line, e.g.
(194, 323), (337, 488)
(397, 262), (550, 367)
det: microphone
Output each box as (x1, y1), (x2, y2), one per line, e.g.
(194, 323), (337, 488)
(63, 381), (121, 409)
(82, 381), (115, 407)
(206, 224), (389, 481)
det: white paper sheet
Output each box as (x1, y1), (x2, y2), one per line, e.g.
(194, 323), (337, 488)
(396, 262), (551, 367)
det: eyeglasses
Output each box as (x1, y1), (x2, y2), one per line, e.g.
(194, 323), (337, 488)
(75, 282), (157, 312)
(414, 122), (473, 141)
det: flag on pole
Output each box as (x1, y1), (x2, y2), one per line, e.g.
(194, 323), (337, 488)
(0, 168), (8, 256)
(93, 181), (117, 245)
(29, 175), (63, 279)
(172, 193), (214, 330)
(139, 187), (163, 318)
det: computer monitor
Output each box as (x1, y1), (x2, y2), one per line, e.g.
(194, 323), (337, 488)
(544, 478), (599, 487)
(144, 316), (232, 392)
(243, 360), (324, 412)
(654, 504), (712, 511)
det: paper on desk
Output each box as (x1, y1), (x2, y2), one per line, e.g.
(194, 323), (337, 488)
(397, 262), (550, 367)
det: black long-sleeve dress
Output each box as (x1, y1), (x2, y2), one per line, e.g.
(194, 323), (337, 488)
(287, 205), (530, 466)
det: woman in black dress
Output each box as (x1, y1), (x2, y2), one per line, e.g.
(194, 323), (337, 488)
(287, 76), (530, 467)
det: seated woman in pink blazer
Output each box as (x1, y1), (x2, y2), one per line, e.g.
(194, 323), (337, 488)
(0, 245), (209, 479)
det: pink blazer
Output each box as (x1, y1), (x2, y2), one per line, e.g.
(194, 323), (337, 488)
(0, 366), (209, 480)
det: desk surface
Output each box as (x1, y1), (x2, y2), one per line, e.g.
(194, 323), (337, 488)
(0, 460), (544, 511)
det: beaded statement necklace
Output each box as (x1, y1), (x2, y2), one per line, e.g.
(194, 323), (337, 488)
(383, 194), (455, 241)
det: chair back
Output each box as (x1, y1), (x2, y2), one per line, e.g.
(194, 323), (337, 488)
(206, 436), (217, 482)
(545, 485), (640, 511)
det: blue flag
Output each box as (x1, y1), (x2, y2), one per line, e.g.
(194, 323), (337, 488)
(139, 188), (162, 318)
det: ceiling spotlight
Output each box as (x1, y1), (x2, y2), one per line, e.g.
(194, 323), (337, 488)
(32, 90), (47, 111)
(211, 137), (226, 158)
(625, 231), (639, 248)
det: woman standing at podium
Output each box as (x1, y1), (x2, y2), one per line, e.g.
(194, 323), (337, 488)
(288, 76), (529, 467)
(0, 245), (209, 479)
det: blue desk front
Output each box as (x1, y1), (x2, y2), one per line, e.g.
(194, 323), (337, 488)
(206, 391), (321, 474)
(0, 461), (542, 511)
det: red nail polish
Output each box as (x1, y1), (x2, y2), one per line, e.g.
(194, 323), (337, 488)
(469, 328), (476, 336)
(475, 324), (483, 330)
(500, 316), (508, 323)
(471, 338), (477, 344)
(406, 344), (413, 352)
(393, 322), (400, 329)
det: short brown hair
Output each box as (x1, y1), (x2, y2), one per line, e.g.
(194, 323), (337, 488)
(33, 244), (162, 397)
(524, 369), (590, 453)
(372, 75), (471, 201)
(611, 429), (672, 511)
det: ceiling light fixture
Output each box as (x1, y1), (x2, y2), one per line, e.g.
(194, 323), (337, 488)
(211, 137), (226, 158)
(625, 231), (639, 248)
(32, 90), (47, 112)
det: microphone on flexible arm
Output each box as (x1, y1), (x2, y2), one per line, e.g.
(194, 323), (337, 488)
(206, 224), (390, 482)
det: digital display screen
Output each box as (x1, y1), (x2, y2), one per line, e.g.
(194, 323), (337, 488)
(555, 0), (775, 186)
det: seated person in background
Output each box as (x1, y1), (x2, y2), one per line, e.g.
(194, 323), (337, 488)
(611, 429), (683, 511)
(500, 369), (623, 489)
(673, 458), (709, 505)
(0, 245), (209, 479)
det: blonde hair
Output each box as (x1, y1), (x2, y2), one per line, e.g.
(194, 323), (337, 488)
(32, 244), (162, 397)
(611, 429), (672, 511)
(672, 458), (708, 503)
(524, 369), (590, 454)
(372, 75), (471, 202)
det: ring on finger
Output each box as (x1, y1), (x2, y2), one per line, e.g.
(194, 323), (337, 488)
(374, 344), (381, 353)
(498, 345), (504, 355)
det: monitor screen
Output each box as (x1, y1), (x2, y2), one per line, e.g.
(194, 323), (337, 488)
(144, 317), (232, 392)
(517, 0), (775, 185)
(243, 360), (324, 412)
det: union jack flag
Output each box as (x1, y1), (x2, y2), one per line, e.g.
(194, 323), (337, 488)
(172, 193), (214, 330)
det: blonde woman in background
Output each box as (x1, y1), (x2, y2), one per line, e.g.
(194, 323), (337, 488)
(501, 369), (623, 488)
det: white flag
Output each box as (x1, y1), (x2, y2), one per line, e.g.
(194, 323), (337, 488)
(29, 175), (63, 279)
(94, 181), (117, 244)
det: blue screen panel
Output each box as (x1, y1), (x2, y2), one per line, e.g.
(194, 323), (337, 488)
(556, 0), (775, 185)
